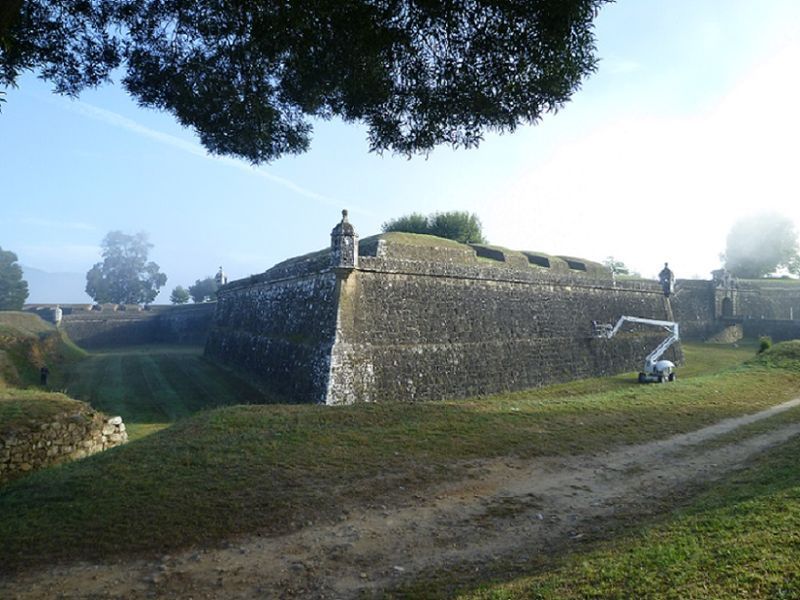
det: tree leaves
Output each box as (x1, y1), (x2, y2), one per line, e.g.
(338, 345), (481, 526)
(1, 0), (608, 163)
(85, 231), (167, 305)
(723, 213), (800, 279)
(0, 246), (28, 310)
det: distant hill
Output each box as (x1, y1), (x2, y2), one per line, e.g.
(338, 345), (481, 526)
(21, 266), (92, 304)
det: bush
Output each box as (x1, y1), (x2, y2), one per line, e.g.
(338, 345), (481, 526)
(758, 336), (773, 354)
(382, 211), (486, 244)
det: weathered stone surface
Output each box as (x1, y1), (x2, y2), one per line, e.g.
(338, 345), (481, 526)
(207, 233), (682, 405)
(51, 303), (215, 349)
(206, 227), (800, 405)
(205, 272), (339, 404)
(1, 411), (128, 485)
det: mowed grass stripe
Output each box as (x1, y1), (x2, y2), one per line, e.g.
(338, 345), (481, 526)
(156, 353), (264, 413)
(60, 347), (268, 424)
(136, 353), (185, 421)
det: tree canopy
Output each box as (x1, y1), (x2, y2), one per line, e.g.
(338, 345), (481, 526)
(382, 210), (486, 244)
(188, 277), (219, 303)
(0, 0), (608, 163)
(722, 213), (800, 279)
(85, 231), (167, 304)
(0, 246), (28, 310)
(170, 285), (190, 305)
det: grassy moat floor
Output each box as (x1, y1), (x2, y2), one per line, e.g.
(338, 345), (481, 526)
(2, 341), (800, 599)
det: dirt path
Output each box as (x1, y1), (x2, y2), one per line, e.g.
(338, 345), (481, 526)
(4, 397), (800, 599)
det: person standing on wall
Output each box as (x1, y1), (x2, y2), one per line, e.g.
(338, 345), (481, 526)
(659, 262), (675, 297)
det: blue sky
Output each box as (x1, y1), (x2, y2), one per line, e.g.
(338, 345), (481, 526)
(2, 0), (800, 303)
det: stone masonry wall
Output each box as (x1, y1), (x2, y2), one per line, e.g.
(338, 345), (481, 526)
(671, 280), (716, 340)
(205, 272), (340, 403)
(59, 303), (215, 349)
(205, 227), (800, 405)
(327, 260), (680, 404)
(742, 318), (800, 342)
(207, 234), (683, 405)
(737, 282), (800, 321)
(1, 409), (127, 484)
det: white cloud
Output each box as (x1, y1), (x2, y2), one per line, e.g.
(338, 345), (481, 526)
(485, 42), (800, 279)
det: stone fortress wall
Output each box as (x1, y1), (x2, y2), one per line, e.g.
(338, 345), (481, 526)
(206, 213), (689, 405)
(26, 303), (216, 349)
(27, 213), (800, 405)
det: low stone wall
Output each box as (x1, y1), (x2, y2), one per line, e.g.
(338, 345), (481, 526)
(1, 409), (127, 484)
(742, 318), (800, 342)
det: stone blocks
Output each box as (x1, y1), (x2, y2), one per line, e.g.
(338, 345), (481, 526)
(1, 410), (128, 485)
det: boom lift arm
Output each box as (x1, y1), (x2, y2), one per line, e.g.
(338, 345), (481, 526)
(592, 316), (680, 383)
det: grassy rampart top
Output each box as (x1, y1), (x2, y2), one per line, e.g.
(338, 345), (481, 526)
(0, 389), (93, 434)
(0, 311), (55, 337)
(224, 232), (613, 290)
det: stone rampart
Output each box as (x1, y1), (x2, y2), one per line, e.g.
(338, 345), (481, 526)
(329, 264), (678, 403)
(206, 272), (339, 403)
(1, 407), (127, 484)
(670, 280), (716, 340)
(53, 303), (215, 349)
(207, 229), (681, 405)
(737, 281), (800, 321)
(205, 215), (800, 404)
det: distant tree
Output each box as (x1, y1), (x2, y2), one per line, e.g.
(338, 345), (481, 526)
(722, 213), (800, 278)
(170, 285), (190, 305)
(188, 277), (219, 303)
(429, 212), (486, 244)
(381, 213), (430, 235)
(382, 211), (486, 244)
(0, 1), (608, 163)
(0, 246), (28, 310)
(85, 231), (167, 304)
(603, 256), (639, 277)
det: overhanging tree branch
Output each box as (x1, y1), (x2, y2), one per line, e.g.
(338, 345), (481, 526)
(1, 0), (609, 163)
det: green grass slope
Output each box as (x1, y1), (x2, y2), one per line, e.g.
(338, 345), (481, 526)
(1, 342), (797, 572)
(55, 346), (270, 426)
(0, 311), (86, 388)
(0, 388), (89, 433)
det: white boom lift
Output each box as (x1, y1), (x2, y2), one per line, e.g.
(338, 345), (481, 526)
(592, 316), (680, 383)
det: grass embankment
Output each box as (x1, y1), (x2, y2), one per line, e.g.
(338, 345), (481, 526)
(0, 389), (87, 433)
(1, 341), (798, 573)
(53, 346), (268, 440)
(0, 312), (86, 388)
(0, 312), (91, 434)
